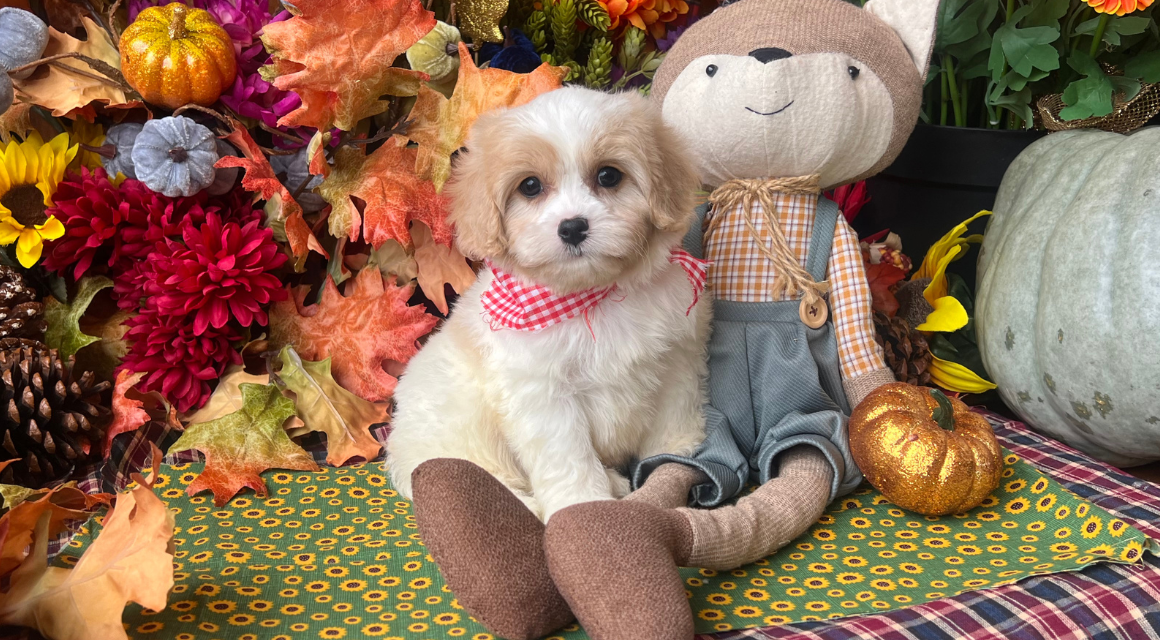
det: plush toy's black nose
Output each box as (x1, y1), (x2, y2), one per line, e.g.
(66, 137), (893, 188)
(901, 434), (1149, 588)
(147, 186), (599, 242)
(558, 217), (589, 246)
(750, 47), (792, 63)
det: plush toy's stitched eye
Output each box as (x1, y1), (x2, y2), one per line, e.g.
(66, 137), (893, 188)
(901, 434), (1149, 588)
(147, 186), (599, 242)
(518, 176), (542, 197)
(848, 66), (860, 79)
(706, 64), (718, 77)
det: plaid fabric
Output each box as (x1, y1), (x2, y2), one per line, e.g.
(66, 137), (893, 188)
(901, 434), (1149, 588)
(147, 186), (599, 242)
(702, 196), (885, 380)
(481, 249), (709, 332)
(705, 412), (1160, 640)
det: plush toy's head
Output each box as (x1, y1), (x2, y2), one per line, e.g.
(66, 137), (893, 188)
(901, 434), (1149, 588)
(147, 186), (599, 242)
(653, 0), (939, 189)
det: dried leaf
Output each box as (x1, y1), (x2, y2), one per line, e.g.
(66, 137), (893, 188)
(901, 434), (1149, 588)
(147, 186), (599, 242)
(407, 43), (567, 189)
(0, 102), (33, 143)
(413, 221), (475, 314)
(269, 268), (438, 403)
(75, 309), (131, 383)
(0, 487), (90, 577)
(182, 365), (270, 426)
(0, 475), (174, 640)
(260, 0), (436, 131)
(216, 118), (328, 271)
(12, 17), (136, 117)
(168, 383), (320, 506)
(276, 346), (388, 466)
(103, 371), (150, 458)
(368, 239), (418, 284)
(0, 460), (39, 510)
(865, 262), (907, 317)
(319, 137), (451, 249)
(44, 276), (111, 359)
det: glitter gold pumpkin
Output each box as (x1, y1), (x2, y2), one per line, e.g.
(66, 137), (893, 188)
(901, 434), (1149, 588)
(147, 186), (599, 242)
(119, 3), (237, 110)
(849, 383), (1002, 516)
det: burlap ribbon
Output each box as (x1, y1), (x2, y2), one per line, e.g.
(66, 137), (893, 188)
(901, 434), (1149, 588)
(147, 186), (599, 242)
(706, 175), (830, 308)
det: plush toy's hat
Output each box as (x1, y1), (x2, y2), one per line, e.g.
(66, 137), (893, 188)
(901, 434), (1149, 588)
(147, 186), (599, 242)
(653, 0), (937, 180)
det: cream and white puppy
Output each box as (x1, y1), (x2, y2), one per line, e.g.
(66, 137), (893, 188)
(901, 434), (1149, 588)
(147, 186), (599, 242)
(386, 87), (709, 521)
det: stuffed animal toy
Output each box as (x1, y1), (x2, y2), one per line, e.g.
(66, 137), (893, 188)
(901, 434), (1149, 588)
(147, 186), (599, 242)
(409, 1), (938, 639)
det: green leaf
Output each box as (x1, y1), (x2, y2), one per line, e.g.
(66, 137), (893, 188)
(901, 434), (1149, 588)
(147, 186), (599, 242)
(1109, 76), (1142, 101)
(44, 276), (112, 359)
(1060, 50), (1115, 120)
(169, 383), (320, 506)
(937, 0), (987, 48)
(991, 5), (1060, 80)
(276, 346), (388, 467)
(1125, 50), (1160, 82)
(1075, 15), (1151, 47)
(1023, 0), (1069, 28)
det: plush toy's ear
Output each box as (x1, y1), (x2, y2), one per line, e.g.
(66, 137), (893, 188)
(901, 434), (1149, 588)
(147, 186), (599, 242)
(864, 0), (940, 80)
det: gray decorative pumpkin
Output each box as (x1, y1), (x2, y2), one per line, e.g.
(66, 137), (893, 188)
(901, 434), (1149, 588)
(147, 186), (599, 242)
(102, 122), (145, 180)
(270, 147), (324, 213)
(131, 116), (218, 197)
(0, 8), (50, 80)
(976, 127), (1160, 467)
(207, 140), (241, 196)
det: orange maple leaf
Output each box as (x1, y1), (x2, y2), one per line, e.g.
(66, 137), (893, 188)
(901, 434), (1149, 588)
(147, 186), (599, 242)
(169, 383), (320, 507)
(216, 118), (328, 271)
(413, 221), (476, 315)
(407, 42), (567, 190)
(0, 483), (91, 577)
(260, 0), (436, 132)
(269, 268), (439, 403)
(103, 370), (150, 457)
(319, 137), (452, 250)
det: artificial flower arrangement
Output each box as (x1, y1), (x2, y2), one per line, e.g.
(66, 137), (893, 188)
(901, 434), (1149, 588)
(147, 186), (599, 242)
(0, 0), (711, 636)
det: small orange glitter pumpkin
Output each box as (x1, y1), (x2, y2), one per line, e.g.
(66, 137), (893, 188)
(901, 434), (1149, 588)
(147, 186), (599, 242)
(119, 3), (237, 110)
(849, 383), (1002, 516)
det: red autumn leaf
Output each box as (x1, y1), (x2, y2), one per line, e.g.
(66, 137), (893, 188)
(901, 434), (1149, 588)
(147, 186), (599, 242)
(407, 42), (567, 190)
(413, 220), (476, 315)
(216, 118), (328, 270)
(259, 0), (436, 131)
(103, 370), (151, 457)
(319, 137), (451, 249)
(865, 262), (907, 317)
(269, 268), (439, 403)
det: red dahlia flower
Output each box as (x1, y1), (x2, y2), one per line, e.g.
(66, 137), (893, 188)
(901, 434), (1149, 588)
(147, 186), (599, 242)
(148, 212), (288, 335)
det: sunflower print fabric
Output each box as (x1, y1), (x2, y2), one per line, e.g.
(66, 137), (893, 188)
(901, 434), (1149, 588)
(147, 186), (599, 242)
(58, 452), (1155, 639)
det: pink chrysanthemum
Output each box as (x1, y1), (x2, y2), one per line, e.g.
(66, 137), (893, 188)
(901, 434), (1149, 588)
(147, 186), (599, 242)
(148, 213), (288, 335)
(121, 310), (243, 412)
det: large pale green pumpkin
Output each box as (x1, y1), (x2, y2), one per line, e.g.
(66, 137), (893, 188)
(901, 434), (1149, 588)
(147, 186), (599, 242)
(976, 128), (1160, 467)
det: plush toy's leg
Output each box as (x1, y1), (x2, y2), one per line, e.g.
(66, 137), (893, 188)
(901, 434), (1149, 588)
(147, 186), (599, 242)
(624, 462), (707, 508)
(545, 500), (695, 640)
(411, 458), (574, 640)
(680, 445), (834, 570)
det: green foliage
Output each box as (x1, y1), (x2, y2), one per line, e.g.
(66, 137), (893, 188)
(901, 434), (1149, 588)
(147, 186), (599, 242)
(551, 0), (580, 62)
(929, 0), (1159, 128)
(525, 9), (549, 54)
(578, 0), (611, 31)
(584, 36), (613, 88)
(44, 276), (111, 359)
(618, 26), (647, 72)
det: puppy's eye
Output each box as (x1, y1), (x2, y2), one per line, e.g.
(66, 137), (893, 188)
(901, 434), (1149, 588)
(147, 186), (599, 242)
(596, 166), (622, 188)
(518, 176), (542, 198)
(848, 66), (860, 79)
(705, 64), (718, 77)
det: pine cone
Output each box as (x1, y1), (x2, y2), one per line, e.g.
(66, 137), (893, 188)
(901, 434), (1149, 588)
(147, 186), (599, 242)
(0, 266), (46, 341)
(873, 311), (933, 387)
(0, 338), (111, 488)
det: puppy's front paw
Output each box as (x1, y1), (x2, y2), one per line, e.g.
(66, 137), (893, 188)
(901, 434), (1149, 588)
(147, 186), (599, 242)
(606, 468), (632, 499)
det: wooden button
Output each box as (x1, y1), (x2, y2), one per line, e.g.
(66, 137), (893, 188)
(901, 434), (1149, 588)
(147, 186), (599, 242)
(800, 298), (828, 329)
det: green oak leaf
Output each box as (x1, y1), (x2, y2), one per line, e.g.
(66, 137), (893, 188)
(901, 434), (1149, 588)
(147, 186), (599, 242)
(989, 5), (1060, 81)
(169, 383), (319, 507)
(1125, 51), (1160, 83)
(44, 276), (112, 359)
(1060, 50), (1116, 120)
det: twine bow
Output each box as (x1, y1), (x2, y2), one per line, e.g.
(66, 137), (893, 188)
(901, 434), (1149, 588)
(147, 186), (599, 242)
(706, 175), (830, 308)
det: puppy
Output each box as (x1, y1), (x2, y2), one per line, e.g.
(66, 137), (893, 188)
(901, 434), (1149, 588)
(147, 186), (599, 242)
(386, 87), (710, 521)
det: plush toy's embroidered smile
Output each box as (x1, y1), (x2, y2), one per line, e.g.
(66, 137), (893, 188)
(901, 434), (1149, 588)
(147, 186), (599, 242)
(745, 100), (794, 116)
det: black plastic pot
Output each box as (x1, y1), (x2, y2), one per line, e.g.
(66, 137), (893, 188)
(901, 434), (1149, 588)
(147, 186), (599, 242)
(852, 123), (1047, 291)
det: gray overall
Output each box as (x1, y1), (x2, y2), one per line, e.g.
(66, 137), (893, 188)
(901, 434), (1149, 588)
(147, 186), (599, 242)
(632, 196), (863, 507)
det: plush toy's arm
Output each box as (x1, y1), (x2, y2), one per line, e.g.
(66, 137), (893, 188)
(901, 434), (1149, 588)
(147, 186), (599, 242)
(828, 218), (895, 407)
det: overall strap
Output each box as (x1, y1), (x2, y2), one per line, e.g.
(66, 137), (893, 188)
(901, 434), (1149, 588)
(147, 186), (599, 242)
(805, 196), (839, 283)
(683, 201), (711, 260)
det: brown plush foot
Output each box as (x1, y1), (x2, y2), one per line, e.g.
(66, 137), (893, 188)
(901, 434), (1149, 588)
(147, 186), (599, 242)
(544, 500), (694, 640)
(411, 458), (574, 640)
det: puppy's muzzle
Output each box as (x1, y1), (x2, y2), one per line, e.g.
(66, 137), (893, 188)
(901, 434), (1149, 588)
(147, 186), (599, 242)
(557, 217), (589, 247)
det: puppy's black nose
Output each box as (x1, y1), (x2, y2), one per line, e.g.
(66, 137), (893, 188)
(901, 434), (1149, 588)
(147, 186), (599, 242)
(557, 217), (589, 246)
(750, 47), (792, 63)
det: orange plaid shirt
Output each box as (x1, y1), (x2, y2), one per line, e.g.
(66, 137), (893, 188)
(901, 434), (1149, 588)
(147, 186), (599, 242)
(702, 193), (886, 381)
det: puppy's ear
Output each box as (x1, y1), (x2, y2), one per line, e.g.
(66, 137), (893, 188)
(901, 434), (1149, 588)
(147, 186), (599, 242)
(641, 98), (699, 234)
(446, 118), (506, 260)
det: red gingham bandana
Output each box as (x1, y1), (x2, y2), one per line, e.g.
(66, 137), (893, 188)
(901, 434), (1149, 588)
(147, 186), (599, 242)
(482, 249), (710, 332)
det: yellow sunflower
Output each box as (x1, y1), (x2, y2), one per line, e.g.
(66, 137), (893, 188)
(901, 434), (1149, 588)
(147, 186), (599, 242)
(0, 132), (77, 267)
(67, 119), (106, 171)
